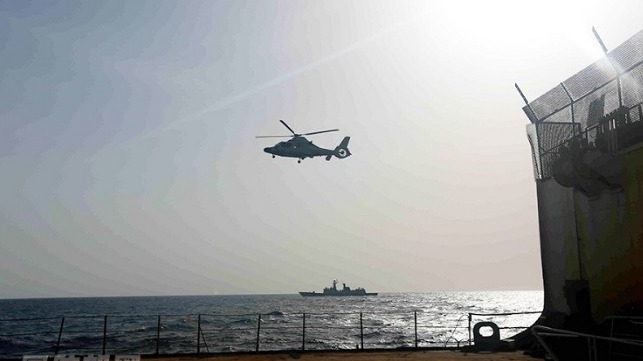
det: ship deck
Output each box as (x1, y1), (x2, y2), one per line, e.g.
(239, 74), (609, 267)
(144, 350), (538, 361)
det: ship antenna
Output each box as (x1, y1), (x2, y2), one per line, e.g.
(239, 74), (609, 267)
(592, 26), (609, 54)
(515, 83), (530, 106)
(515, 83), (540, 123)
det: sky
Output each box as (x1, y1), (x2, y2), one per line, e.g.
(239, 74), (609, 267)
(2, 0), (643, 298)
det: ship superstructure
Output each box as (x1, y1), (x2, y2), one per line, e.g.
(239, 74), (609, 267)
(299, 280), (378, 297)
(519, 28), (643, 358)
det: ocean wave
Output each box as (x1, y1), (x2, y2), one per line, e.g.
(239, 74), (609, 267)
(0, 292), (542, 357)
(264, 311), (285, 316)
(228, 317), (255, 325)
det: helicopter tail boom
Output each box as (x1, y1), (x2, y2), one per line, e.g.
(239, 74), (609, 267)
(326, 136), (351, 161)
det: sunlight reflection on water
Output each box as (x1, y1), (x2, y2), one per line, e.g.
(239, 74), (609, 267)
(0, 291), (543, 356)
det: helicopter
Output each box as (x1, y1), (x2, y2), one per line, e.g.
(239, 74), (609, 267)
(256, 120), (351, 163)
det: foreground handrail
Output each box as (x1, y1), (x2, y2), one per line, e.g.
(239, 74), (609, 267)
(0, 310), (540, 358)
(605, 316), (643, 358)
(531, 325), (643, 361)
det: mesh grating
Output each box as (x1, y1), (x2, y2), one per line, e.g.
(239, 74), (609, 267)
(621, 66), (643, 107)
(526, 123), (580, 179)
(608, 29), (643, 73)
(562, 57), (616, 100)
(526, 29), (643, 124)
(524, 29), (643, 179)
(526, 124), (541, 179)
(529, 84), (571, 121)
(572, 80), (620, 129)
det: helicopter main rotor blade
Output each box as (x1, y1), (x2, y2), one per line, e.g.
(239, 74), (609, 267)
(302, 129), (339, 136)
(255, 135), (292, 138)
(279, 120), (297, 136)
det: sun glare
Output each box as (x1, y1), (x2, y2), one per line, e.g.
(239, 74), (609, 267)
(429, 0), (606, 60)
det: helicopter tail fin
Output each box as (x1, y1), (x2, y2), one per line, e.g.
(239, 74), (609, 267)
(326, 136), (351, 160)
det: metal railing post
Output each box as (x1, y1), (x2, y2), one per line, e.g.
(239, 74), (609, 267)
(301, 313), (306, 351)
(6, 308), (544, 356)
(55, 316), (65, 354)
(608, 317), (615, 359)
(255, 314), (261, 352)
(414, 311), (418, 348)
(102, 315), (107, 355)
(468, 313), (472, 346)
(593, 337), (599, 361)
(197, 314), (201, 354)
(156, 315), (161, 355)
(469, 312), (473, 346)
(359, 312), (364, 350)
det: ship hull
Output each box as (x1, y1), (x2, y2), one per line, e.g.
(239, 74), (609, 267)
(522, 29), (643, 333)
(299, 292), (378, 297)
(533, 147), (643, 323)
(300, 280), (377, 297)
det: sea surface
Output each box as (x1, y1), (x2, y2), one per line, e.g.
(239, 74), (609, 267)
(0, 291), (543, 358)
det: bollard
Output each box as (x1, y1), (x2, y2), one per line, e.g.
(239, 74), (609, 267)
(472, 321), (501, 351)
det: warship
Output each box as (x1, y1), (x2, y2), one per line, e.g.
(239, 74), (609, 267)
(516, 28), (643, 359)
(299, 280), (377, 297)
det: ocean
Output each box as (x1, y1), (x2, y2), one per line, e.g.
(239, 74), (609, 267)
(0, 291), (542, 358)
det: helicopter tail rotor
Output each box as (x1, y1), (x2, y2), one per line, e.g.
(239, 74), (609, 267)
(326, 136), (351, 161)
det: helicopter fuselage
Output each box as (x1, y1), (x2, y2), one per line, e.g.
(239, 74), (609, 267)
(263, 136), (334, 159)
(257, 120), (351, 162)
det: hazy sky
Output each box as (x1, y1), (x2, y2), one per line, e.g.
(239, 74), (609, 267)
(2, 0), (642, 298)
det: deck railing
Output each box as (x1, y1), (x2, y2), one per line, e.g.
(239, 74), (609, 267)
(532, 324), (643, 361)
(0, 310), (541, 358)
(532, 103), (643, 181)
